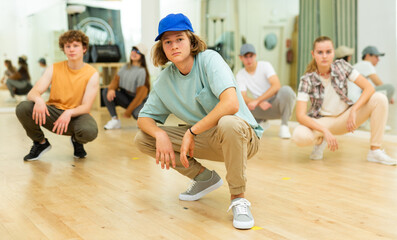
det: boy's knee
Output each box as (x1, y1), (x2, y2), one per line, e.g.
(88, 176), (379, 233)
(15, 101), (34, 119)
(278, 86), (296, 100)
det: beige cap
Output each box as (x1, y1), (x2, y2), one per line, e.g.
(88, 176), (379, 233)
(134, 43), (148, 56)
(20, 55), (28, 61)
(335, 46), (354, 58)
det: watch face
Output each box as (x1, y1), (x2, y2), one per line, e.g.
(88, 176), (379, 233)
(264, 33), (278, 50)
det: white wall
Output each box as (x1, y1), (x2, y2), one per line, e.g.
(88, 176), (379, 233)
(0, 1), (18, 77)
(0, 0), (67, 83)
(357, 0), (397, 91)
(26, 2), (68, 83)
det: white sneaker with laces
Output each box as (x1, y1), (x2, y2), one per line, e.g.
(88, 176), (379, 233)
(310, 140), (327, 160)
(279, 125), (291, 139)
(228, 198), (254, 229)
(367, 149), (397, 165)
(104, 118), (121, 130)
(258, 120), (270, 131)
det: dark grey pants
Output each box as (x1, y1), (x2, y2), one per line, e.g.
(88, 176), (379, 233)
(251, 86), (296, 125)
(15, 101), (98, 144)
(102, 88), (146, 120)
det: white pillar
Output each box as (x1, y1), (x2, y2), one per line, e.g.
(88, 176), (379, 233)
(141, 0), (161, 80)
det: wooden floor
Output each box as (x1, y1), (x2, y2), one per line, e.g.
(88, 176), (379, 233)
(1, 92), (397, 239)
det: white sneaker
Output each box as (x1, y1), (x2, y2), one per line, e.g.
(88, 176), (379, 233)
(104, 118), (121, 130)
(258, 120), (270, 131)
(310, 140), (327, 160)
(279, 125), (291, 139)
(367, 149), (397, 165)
(228, 198), (254, 229)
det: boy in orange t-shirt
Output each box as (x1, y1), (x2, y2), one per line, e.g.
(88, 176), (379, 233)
(16, 30), (99, 160)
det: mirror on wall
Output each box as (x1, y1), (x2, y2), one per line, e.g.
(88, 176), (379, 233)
(1, 0), (396, 137)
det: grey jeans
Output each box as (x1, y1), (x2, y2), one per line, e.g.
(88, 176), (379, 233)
(251, 86), (296, 125)
(375, 84), (395, 102)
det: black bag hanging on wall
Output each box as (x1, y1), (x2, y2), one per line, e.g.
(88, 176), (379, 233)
(90, 45), (121, 63)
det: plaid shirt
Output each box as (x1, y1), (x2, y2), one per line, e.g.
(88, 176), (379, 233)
(298, 59), (357, 118)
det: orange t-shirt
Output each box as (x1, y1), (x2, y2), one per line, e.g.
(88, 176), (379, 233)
(47, 61), (97, 110)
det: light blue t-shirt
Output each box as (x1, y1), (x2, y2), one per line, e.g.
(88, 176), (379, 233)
(139, 50), (263, 138)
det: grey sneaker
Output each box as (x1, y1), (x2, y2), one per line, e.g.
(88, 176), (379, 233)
(179, 170), (223, 201)
(228, 198), (254, 229)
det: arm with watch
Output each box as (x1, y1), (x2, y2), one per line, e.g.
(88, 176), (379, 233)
(179, 87), (239, 168)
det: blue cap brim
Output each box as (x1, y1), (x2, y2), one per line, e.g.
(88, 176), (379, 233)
(154, 28), (194, 41)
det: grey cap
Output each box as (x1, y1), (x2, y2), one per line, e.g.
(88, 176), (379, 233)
(240, 44), (256, 56)
(362, 46), (385, 56)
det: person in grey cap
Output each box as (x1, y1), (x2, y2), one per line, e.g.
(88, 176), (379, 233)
(236, 43), (296, 138)
(350, 46), (394, 104)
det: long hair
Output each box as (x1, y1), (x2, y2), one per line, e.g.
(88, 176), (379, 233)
(304, 36), (334, 74)
(130, 47), (150, 90)
(152, 30), (207, 67)
(4, 60), (16, 74)
(17, 57), (31, 80)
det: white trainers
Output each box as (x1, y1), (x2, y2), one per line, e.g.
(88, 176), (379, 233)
(104, 118), (121, 130)
(228, 198), (254, 229)
(310, 140), (327, 160)
(258, 120), (270, 131)
(279, 125), (291, 139)
(367, 149), (397, 165)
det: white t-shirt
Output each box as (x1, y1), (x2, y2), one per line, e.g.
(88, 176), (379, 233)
(348, 60), (376, 102)
(353, 60), (376, 78)
(319, 76), (349, 116)
(236, 61), (276, 98)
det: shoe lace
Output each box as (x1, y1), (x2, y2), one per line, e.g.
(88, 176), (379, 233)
(227, 198), (251, 215)
(186, 180), (198, 193)
(29, 143), (40, 155)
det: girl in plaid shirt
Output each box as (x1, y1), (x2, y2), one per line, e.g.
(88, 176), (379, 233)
(292, 36), (396, 165)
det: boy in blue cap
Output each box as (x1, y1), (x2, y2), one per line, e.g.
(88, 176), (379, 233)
(134, 13), (263, 229)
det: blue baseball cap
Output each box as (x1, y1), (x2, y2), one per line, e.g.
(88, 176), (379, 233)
(155, 13), (194, 41)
